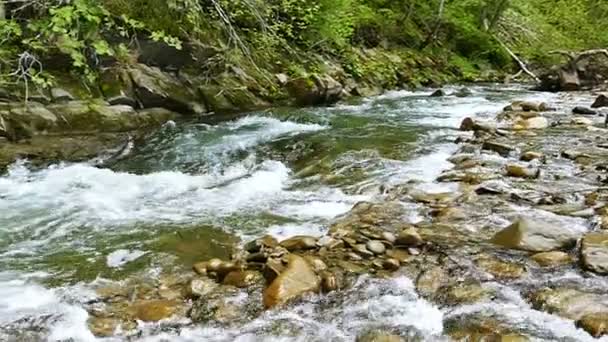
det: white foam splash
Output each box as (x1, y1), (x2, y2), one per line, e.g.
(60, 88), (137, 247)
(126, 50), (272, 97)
(0, 272), (95, 342)
(106, 249), (147, 268)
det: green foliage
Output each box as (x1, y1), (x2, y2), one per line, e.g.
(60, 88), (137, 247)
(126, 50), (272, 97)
(2, 0), (608, 94)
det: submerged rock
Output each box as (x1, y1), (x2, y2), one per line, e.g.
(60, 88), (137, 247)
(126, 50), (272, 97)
(513, 116), (549, 130)
(356, 330), (405, 342)
(366, 240), (386, 255)
(491, 218), (578, 252)
(396, 227), (424, 247)
(531, 251), (572, 267)
(573, 106), (597, 115)
(280, 236), (318, 251)
(222, 270), (263, 288)
(452, 88), (473, 98)
(263, 254), (320, 308)
(530, 288), (608, 321)
(581, 232), (608, 274)
(505, 164), (540, 179)
(482, 141), (515, 157)
(577, 313), (608, 337)
(476, 256), (526, 279)
(520, 151), (544, 162)
(592, 94), (608, 108)
(128, 299), (180, 322)
(430, 89), (446, 97)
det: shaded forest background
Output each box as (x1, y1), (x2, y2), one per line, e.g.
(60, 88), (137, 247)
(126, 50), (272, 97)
(1, 0), (608, 91)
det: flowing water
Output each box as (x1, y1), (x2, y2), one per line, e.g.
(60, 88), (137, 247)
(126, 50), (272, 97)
(0, 85), (606, 341)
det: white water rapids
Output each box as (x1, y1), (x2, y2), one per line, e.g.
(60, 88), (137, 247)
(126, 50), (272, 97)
(0, 85), (606, 341)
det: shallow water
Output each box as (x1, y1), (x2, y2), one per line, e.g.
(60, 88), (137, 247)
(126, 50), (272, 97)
(1, 85), (606, 341)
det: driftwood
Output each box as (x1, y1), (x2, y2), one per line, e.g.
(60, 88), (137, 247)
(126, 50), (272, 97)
(496, 37), (540, 83)
(549, 49), (608, 67)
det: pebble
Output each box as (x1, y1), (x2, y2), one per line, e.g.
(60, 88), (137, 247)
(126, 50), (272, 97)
(366, 240), (386, 255)
(353, 244), (374, 257)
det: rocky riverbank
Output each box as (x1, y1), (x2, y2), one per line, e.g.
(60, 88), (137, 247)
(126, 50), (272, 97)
(0, 40), (509, 173)
(71, 90), (608, 341)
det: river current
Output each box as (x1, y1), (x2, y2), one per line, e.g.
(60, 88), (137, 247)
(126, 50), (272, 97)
(0, 85), (605, 341)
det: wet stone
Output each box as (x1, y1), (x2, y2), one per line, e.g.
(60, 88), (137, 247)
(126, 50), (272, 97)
(263, 254), (320, 308)
(356, 330), (405, 342)
(222, 270), (262, 288)
(128, 299), (180, 322)
(581, 232), (608, 274)
(505, 164), (540, 179)
(366, 240), (386, 255)
(382, 258), (400, 271)
(381, 232), (397, 244)
(188, 277), (219, 298)
(244, 235), (278, 253)
(396, 227), (424, 247)
(476, 256), (525, 279)
(482, 141), (515, 157)
(577, 313), (608, 338)
(520, 151), (544, 162)
(353, 244), (375, 257)
(492, 218), (578, 252)
(573, 106), (597, 115)
(416, 266), (446, 298)
(530, 288), (608, 320)
(280, 235), (318, 251)
(531, 251), (572, 267)
(443, 282), (493, 305)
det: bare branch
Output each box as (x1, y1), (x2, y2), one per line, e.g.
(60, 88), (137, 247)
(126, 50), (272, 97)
(496, 37), (539, 83)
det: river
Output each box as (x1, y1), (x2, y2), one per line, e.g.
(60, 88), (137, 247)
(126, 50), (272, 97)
(0, 85), (606, 341)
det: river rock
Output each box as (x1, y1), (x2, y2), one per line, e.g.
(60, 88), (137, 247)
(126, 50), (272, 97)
(530, 288), (608, 320)
(581, 232), (608, 274)
(129, 63), (203, 114)
(382, 258), (401, 271)
(280, 236), (318, 251)
(416, 266), (446, 297)
(187, 278), (219, 298)
(287, 74), (343, 106)
(50, 88), (75, 102)
(513, 116), (549, 130)
(128, 300), (179, 322)
(244, 235), (278, 253)
(476, 256), (526, 279)
(573, 106), (598, 115)
(482, 141), (515, 157)
(190, 296), (243, 324)
(531, 251), (572, 267)
(366, 240), (386, 255)
(396, 227), (424, 247)
(222, 270), (263, 288)
(520, 151), (544, 162)
(520, 101), (549, 112)
(592, 94), (608, 108)
(353, 244), (375, 257)
(577, 313), (608, 337)
(320, 271), (341, 293)
(356, 330), (404, 342)
(193, 258), (240, 279)
(430, 89), (446, 97)
(263, 254), (320, 308)
(571, 117), (593, 126)
(0, 102), (58, 141)
(491, 218), (578, 252)
(453, 88), (473, 97)
(443, 282), (493, 305)
(505, 164), (540, 179)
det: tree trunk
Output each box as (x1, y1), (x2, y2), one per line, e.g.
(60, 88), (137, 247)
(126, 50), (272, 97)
(421, 0), (446, 48)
